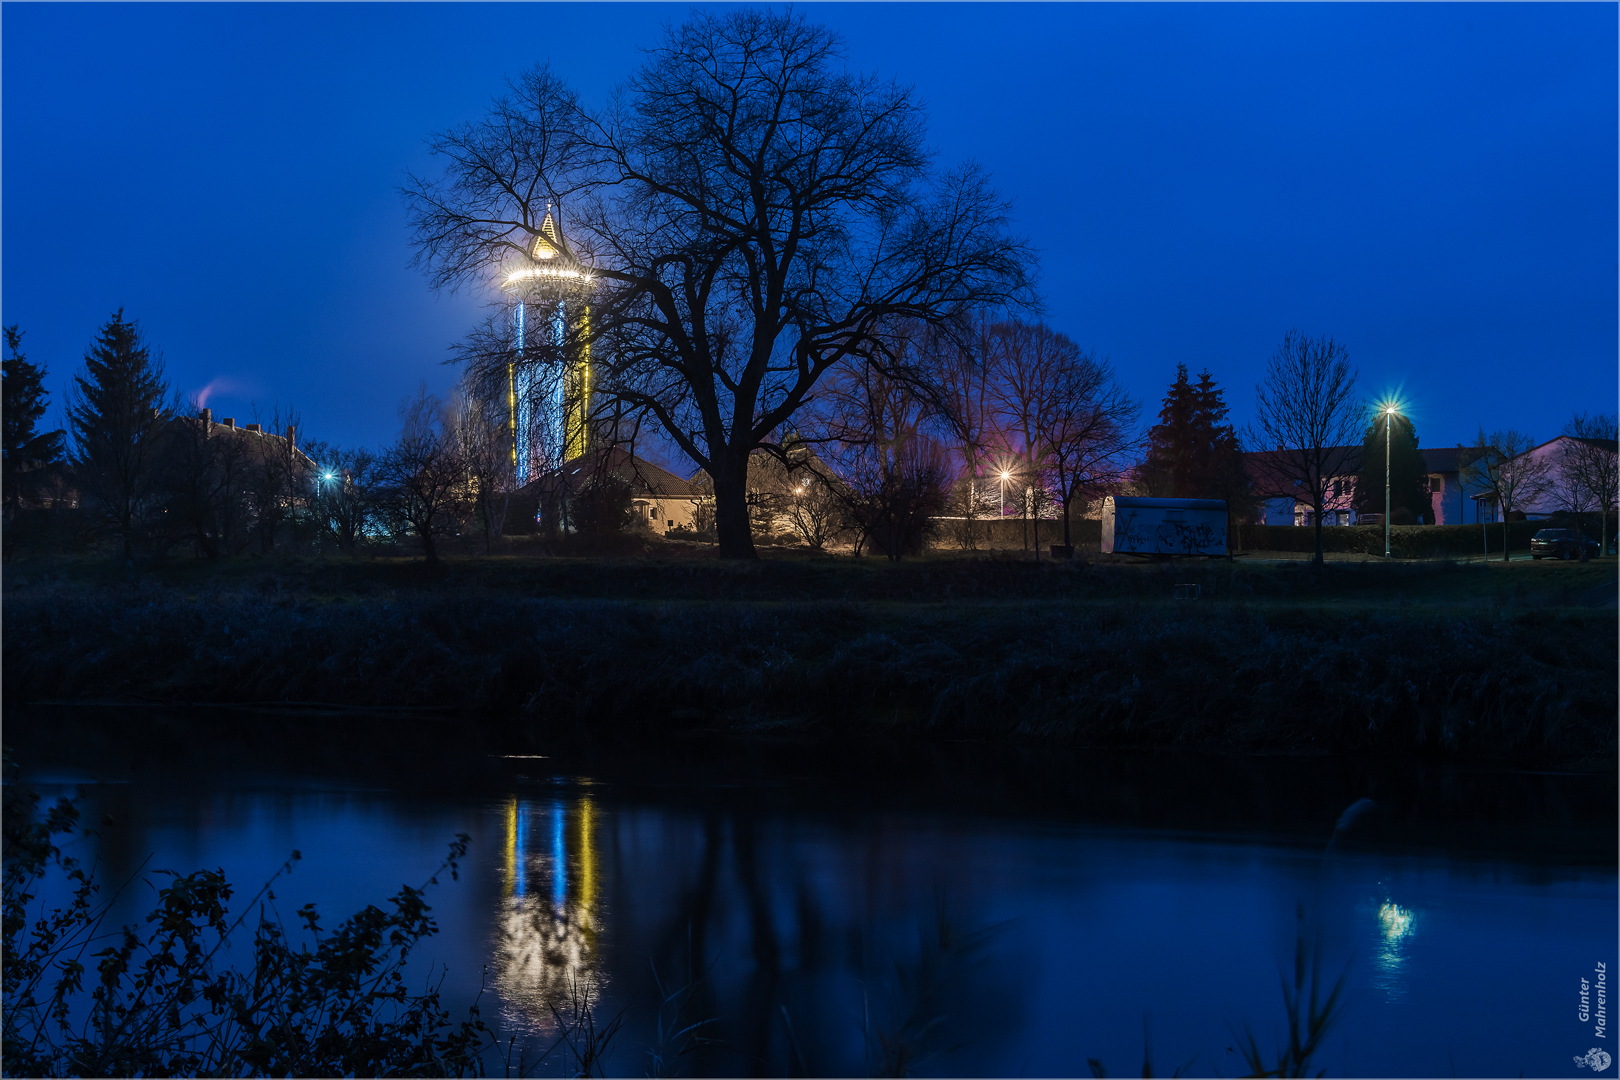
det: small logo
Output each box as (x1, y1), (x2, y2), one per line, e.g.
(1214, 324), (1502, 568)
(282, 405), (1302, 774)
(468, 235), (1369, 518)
(1575, 1047), (1612, 1072)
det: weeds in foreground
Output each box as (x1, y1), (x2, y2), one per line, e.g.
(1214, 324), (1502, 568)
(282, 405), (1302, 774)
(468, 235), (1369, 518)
(1231, 909), (1349, 1078)
(1084, 911), (1348, 1080)
(1, 757), (631, 1077)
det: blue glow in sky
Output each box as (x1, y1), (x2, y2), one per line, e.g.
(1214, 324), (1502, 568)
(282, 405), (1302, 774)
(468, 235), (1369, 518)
(4, 3), (1614, 456)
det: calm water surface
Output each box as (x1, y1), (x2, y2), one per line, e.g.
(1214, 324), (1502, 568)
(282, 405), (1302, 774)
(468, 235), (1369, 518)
(19, 715), (1616, 1078)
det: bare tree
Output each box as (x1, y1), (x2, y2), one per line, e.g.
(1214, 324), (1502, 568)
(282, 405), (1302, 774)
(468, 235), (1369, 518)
(305, 443), (382, 555)
(156, 402), (233, 559)
(990, 320), (1063, 556)
(379, 390), (467, 563)
(241, 405), (309, 554)
(449, 380), (515, 553)
(810, 357), (949, 560)
(1557, 412), (1619, 559)
(984, 321), (1137, 557)
(403, 10), (1035, 560)
(930, 311), (1005, 548)
(1044, 356), (1139, 555)
(1248, 330), (1363, 567)
(1463, 428), (1552, 563)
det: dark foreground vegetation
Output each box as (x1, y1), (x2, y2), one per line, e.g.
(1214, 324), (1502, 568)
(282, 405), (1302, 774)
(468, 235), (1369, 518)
(5, 553), (1614, 764)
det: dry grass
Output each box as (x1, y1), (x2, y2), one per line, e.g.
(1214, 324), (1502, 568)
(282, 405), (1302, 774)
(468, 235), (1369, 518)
(4, 554), (1613, 762)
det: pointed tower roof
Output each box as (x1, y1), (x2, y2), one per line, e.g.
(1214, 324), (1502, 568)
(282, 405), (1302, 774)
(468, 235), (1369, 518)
(529, 204), (573, 262)
(505, 201), (593, 292)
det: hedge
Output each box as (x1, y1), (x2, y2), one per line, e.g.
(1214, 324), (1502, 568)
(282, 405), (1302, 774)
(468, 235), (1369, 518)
(1237, 521), (1557, 558)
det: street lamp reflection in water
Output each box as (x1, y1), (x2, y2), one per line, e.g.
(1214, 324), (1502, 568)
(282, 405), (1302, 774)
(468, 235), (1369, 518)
(496, 796), (604, 1033)
(1372, 897), (1418, 1002)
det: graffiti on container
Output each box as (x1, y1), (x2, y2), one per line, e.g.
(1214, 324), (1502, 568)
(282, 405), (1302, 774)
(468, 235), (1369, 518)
(1115, 511), (1153, 552)
(1156, 519), (1220, 554)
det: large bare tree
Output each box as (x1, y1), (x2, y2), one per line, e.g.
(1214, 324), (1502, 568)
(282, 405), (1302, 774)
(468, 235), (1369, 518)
(1248, 330), (1363, 567)
(403, 10), (1035, 558)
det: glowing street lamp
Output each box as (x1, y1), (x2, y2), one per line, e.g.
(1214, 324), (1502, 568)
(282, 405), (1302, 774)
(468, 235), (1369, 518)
(1382, 403), (1399, 558)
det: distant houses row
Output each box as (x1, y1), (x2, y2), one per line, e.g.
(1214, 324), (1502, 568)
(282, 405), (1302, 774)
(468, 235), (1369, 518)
(1251, 437), (1611, 528)
(516, 432), (1619, 544)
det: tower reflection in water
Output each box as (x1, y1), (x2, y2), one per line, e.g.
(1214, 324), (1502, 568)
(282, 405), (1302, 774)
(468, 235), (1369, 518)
(496, 796), (603, 1032)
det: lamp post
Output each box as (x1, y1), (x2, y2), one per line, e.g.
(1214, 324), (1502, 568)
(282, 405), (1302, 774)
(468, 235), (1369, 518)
(999, 470), (1010, 519)
(1384, 405), (1397, 558)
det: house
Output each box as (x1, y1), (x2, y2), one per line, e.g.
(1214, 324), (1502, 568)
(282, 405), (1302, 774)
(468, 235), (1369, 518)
(1242, 444), (1483, 527)
(1465, 435), (1619, 523)
(1244, 447), (1361, 527)
(1413, 447), (1461, 525)
(519, 447), (701, 534)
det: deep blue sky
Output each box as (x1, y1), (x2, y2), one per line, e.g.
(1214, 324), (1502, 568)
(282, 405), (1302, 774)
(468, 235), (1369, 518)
(4, 3), (1614, 459)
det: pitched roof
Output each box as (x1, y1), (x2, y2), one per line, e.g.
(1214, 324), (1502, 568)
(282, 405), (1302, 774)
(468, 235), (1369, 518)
(528, 447), (695, 500)
(1419, 446), (1464, 474)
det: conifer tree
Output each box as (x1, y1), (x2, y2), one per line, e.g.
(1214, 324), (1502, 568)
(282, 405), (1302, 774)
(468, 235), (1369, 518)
(1354, 412), (1430, 524)
(2, 326), (66, 522)
(66, 310), (169, 560)
(1140, 365), (1246, 501)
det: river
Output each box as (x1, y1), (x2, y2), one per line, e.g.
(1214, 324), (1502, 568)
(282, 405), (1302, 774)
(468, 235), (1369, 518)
(16, 711), (1616, 1077)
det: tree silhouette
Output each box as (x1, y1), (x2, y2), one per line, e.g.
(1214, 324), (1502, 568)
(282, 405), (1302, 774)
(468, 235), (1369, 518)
(2, 326), (66, 527)
(1248, 331), (1362, 567)
(66, 311), (169, 562)
(1353, 411), (1430, 524)
(403, 10), (1035, 559)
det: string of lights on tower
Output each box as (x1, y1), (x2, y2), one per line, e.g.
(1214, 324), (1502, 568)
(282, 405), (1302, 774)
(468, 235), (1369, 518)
(501, 203), (596, 485)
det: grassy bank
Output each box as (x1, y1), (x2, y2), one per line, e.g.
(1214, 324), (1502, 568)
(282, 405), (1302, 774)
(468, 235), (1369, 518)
(4, 553), (1614, 763)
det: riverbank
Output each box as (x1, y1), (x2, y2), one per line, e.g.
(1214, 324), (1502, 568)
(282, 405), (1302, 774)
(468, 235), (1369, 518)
(4, 553), (1614, 763)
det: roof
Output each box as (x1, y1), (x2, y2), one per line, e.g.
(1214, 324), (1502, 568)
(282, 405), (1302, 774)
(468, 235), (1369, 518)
(1419, 446), (1464, 474)
(193, 416), (318, 469)
(688, 446), (840, 497)
(529, 447), (696, 500)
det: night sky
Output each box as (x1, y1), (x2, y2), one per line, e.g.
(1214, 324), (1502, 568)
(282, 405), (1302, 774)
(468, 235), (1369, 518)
(4, 3), (1614, 462)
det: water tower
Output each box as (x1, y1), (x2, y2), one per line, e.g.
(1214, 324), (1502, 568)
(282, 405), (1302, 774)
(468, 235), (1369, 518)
(501, 204), (595, 484)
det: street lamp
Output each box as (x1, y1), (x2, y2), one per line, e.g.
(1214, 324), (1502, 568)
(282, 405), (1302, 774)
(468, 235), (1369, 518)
(999, 470), (1010, 518)
(1383, 405), (1398, 558)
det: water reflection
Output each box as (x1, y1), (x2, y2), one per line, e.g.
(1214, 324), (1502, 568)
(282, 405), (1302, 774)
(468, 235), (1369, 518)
(495, 796), (603, 1032)
(1371, 893), (1419, 1002)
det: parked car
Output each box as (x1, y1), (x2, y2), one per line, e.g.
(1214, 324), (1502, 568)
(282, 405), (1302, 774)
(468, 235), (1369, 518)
(1529, 528), (1599, 560)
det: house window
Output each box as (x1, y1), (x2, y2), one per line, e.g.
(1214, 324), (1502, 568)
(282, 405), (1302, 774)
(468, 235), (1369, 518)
(1332, 480), (1341, 499)
(1430, 476), (1443, 492)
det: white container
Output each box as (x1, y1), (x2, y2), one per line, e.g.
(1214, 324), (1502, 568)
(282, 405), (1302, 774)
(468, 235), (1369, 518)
(1101, 497), (1228, 556)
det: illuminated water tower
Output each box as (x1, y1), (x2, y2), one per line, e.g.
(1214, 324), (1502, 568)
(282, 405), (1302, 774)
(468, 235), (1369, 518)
(501, 204), (595, 484)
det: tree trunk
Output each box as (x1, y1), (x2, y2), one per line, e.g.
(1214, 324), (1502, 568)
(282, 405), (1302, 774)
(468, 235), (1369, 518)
(1312, 508), (1325, 567)
(419, 521), (439, 563)
(712, 465), (758, 560)
(1061, 493), (1072, 548)
(1500, 517), (1510, 562)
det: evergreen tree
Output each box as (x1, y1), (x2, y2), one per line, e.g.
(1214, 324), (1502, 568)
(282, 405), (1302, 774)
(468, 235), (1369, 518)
(2, 326), (66, 521)
(1354, 412), (1430, 524)
(66, 310), (170, 560)
(1140, 365), (1247, 501)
